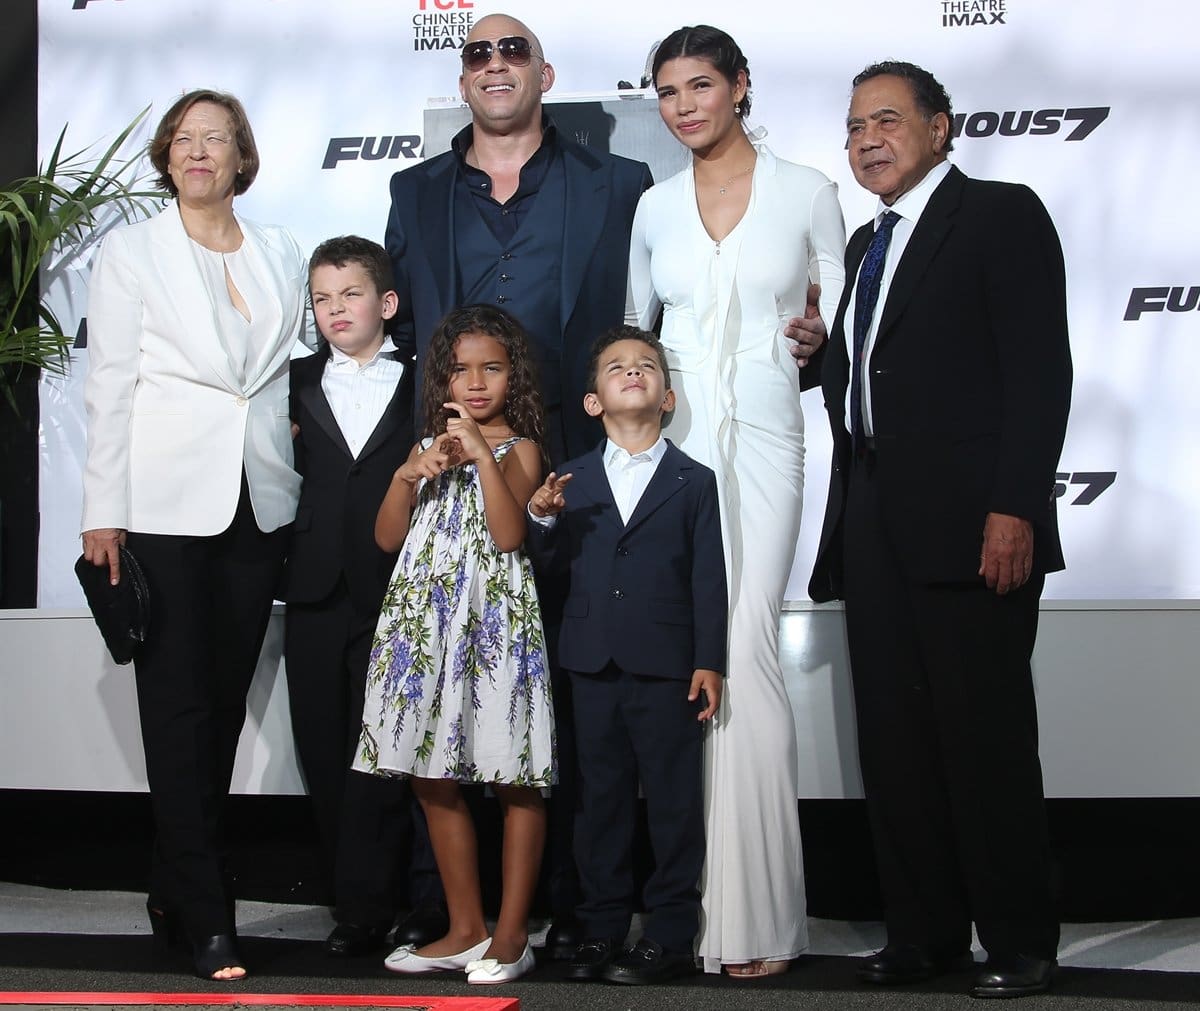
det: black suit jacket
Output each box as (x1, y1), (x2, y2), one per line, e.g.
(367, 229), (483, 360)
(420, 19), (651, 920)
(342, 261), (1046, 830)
(282, 347), (415, 613)
(385, 135), (653, 461)
(526, 441), (727, 680)
(810, 165), (1072, 599)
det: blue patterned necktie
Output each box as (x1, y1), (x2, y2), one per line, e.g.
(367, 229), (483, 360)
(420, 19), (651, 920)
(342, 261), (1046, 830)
(850, 210), (901, 454)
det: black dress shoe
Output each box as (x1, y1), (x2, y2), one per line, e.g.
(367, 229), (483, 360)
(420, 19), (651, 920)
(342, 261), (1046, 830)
(566, 937), (621, 981)
(390, 904), (450, 948)
(858, 943), (974, 984)
(970, 953), (1055, 998)
(325, 921), (391, 957)
(602, 938), (696, 985)
(538, 915), (585, 960)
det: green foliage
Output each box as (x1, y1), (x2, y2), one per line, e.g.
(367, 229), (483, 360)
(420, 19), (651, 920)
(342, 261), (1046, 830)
(0, 108), (159, 409)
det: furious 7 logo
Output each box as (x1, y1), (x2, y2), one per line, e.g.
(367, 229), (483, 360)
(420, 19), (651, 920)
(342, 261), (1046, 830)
(845, 107), (1109, 148)
(1054, 472), (1116, 505)
(950, 107), (1109, 141)
(1124, 287), (1199, 321)
(322, 136), (422, 169)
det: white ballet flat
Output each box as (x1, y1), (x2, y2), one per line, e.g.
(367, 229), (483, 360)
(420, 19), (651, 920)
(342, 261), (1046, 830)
(384, 936), (491, 974)
(466, 942), (535, 984)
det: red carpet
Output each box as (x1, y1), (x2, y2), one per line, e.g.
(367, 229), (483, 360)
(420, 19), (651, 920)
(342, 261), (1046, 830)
(0, 996), (517, 1010)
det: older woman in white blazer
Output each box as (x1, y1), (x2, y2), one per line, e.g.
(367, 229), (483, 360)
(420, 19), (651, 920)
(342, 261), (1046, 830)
(80, 90), (306, 982)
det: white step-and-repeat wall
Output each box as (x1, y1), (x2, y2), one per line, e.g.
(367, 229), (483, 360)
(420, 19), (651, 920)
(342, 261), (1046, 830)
(12, 0), (1198, 798)
(35, 0), (1200, 604)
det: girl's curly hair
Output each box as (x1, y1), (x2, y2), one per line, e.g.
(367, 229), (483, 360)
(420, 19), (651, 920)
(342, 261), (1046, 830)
(420, 304), (545, 452)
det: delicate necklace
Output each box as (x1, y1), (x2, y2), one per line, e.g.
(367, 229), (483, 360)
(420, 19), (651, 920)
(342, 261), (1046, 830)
(717, 159), (756, 195)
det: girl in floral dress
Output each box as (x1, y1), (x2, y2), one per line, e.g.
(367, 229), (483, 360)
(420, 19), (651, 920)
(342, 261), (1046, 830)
(354, 305), (553, 984)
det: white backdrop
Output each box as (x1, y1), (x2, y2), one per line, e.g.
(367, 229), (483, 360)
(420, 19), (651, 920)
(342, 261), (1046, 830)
(36, 0), (1200, 604)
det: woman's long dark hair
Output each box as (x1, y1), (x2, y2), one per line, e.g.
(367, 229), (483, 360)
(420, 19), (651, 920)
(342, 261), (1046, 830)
(419, 304), (545, 452)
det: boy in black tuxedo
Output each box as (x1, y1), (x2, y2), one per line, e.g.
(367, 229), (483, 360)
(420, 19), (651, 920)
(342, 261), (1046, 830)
(283, 236), (444, 956)
(527, 326), (727, 985)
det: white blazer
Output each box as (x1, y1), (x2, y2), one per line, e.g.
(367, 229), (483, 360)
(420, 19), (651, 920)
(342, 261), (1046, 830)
(82, 202), (307, 536)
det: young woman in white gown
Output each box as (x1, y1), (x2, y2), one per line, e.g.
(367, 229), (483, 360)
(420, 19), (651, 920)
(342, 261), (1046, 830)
(627, 25), (846, 977)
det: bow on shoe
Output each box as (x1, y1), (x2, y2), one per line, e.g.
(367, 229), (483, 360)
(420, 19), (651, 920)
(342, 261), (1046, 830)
(466, 943), (536, 984)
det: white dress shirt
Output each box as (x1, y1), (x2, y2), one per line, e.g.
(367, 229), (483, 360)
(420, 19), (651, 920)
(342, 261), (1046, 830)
(603, 435), (668, 525)
(843, 159), (952, 435)
(320, 337), (405, 458)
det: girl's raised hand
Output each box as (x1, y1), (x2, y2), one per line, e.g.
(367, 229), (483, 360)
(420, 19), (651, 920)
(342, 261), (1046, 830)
(401, 432), (458, 482)
(442, 402), (490, 462)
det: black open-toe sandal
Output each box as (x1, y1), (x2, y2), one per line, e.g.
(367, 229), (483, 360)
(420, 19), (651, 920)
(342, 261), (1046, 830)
(192, 933), (247, 980)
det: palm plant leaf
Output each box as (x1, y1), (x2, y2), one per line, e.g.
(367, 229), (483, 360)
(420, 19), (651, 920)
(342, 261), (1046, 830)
(0, 106), (160, 409)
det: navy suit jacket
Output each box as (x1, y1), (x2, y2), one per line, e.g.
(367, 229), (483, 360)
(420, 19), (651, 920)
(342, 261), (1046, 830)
(282, 347), (414, 614)
(385, 134), (653, 461)
(527, 440), (727, 681)
(809, 165), (1072, 598)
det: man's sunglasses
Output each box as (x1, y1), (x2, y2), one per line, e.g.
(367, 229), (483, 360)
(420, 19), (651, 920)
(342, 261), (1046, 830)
(461, 36), (538, 72)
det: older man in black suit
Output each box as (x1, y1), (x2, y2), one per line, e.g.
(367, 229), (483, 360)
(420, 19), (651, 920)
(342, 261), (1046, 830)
(809, 62), (1072, 999)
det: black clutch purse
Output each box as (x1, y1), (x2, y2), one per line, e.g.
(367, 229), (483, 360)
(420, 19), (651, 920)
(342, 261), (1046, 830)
(74, 544), (151, 665)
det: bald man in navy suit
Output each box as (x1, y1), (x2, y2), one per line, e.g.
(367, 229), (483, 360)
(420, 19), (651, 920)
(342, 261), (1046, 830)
(384, 13), (653, 953)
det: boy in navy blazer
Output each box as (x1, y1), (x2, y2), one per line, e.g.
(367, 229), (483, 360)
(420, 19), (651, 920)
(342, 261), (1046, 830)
(527, 326), (727, 985)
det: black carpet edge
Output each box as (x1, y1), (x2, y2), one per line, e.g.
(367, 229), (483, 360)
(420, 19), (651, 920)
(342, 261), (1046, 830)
(0, 934), (1198, 1004)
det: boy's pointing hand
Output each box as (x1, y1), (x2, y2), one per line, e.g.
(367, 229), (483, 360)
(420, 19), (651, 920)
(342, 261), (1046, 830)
(529, 471), (573, 517)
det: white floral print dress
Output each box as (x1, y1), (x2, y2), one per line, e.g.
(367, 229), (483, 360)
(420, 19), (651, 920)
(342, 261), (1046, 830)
(354, 437), (555, 787)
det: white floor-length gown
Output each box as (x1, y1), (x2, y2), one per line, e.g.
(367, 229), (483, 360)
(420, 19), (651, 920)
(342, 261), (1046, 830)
(627, 142), (845, 972)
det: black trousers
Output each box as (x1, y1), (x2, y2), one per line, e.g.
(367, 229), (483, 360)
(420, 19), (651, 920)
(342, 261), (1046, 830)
(570, 665), (705, 953)
(284, 582), (441, 925)
(842, 452), (1059, 960)
(539, 405), (582, 921)
(126, 478), (287, 939)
